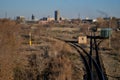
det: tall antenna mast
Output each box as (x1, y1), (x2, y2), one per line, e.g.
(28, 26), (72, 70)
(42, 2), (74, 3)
(5, 12), (7, 18)
(78, 13), (80, 19)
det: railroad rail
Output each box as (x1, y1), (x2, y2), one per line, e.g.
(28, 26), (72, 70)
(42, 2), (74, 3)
(55, 36), (107, 80)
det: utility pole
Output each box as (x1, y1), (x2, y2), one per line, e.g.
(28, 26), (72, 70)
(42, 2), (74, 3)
(109, 29), (111, 48)
(78, 13), (81, 25)
(109, 19), (111, 48)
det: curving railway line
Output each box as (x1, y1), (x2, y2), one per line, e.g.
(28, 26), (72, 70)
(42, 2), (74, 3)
(55, 35), (107, 80)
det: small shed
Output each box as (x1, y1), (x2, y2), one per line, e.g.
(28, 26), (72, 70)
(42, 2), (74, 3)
(78, 36), (87, 44)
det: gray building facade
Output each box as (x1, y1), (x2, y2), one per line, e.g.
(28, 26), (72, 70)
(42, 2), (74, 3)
(55, 10), (60, 21)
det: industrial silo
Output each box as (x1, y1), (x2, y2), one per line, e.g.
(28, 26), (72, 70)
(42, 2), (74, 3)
(100, 28), (112, 38)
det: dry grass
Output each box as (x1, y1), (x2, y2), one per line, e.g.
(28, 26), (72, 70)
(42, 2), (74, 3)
(0, 19), (84, 80)
(42, 55), (72, 80)
(100, 31), (120, 80)
(2, 19), (115, 80)
(0, 19), (20, 80)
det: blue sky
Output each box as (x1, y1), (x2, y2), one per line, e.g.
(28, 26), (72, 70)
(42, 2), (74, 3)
(0, 0), (120, 19)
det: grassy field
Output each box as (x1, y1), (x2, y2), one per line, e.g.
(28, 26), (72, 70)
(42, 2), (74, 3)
(0, 19), (120, 80)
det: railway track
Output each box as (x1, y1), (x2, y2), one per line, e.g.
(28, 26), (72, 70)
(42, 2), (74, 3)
(55, 37), (107, 80)
(69, 43), (93, 80)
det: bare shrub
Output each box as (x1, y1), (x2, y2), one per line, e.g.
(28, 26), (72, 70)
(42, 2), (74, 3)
(42, 55), (72, 80)
(14, 54), (41, 80)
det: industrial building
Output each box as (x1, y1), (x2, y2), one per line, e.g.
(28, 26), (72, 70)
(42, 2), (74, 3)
(82, 18), (93, 23)
(40, 17), (54, 21)
(16, 16), (25, 23)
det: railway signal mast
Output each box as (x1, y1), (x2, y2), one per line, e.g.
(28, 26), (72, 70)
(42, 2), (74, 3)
(97, 10), (111, 48)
